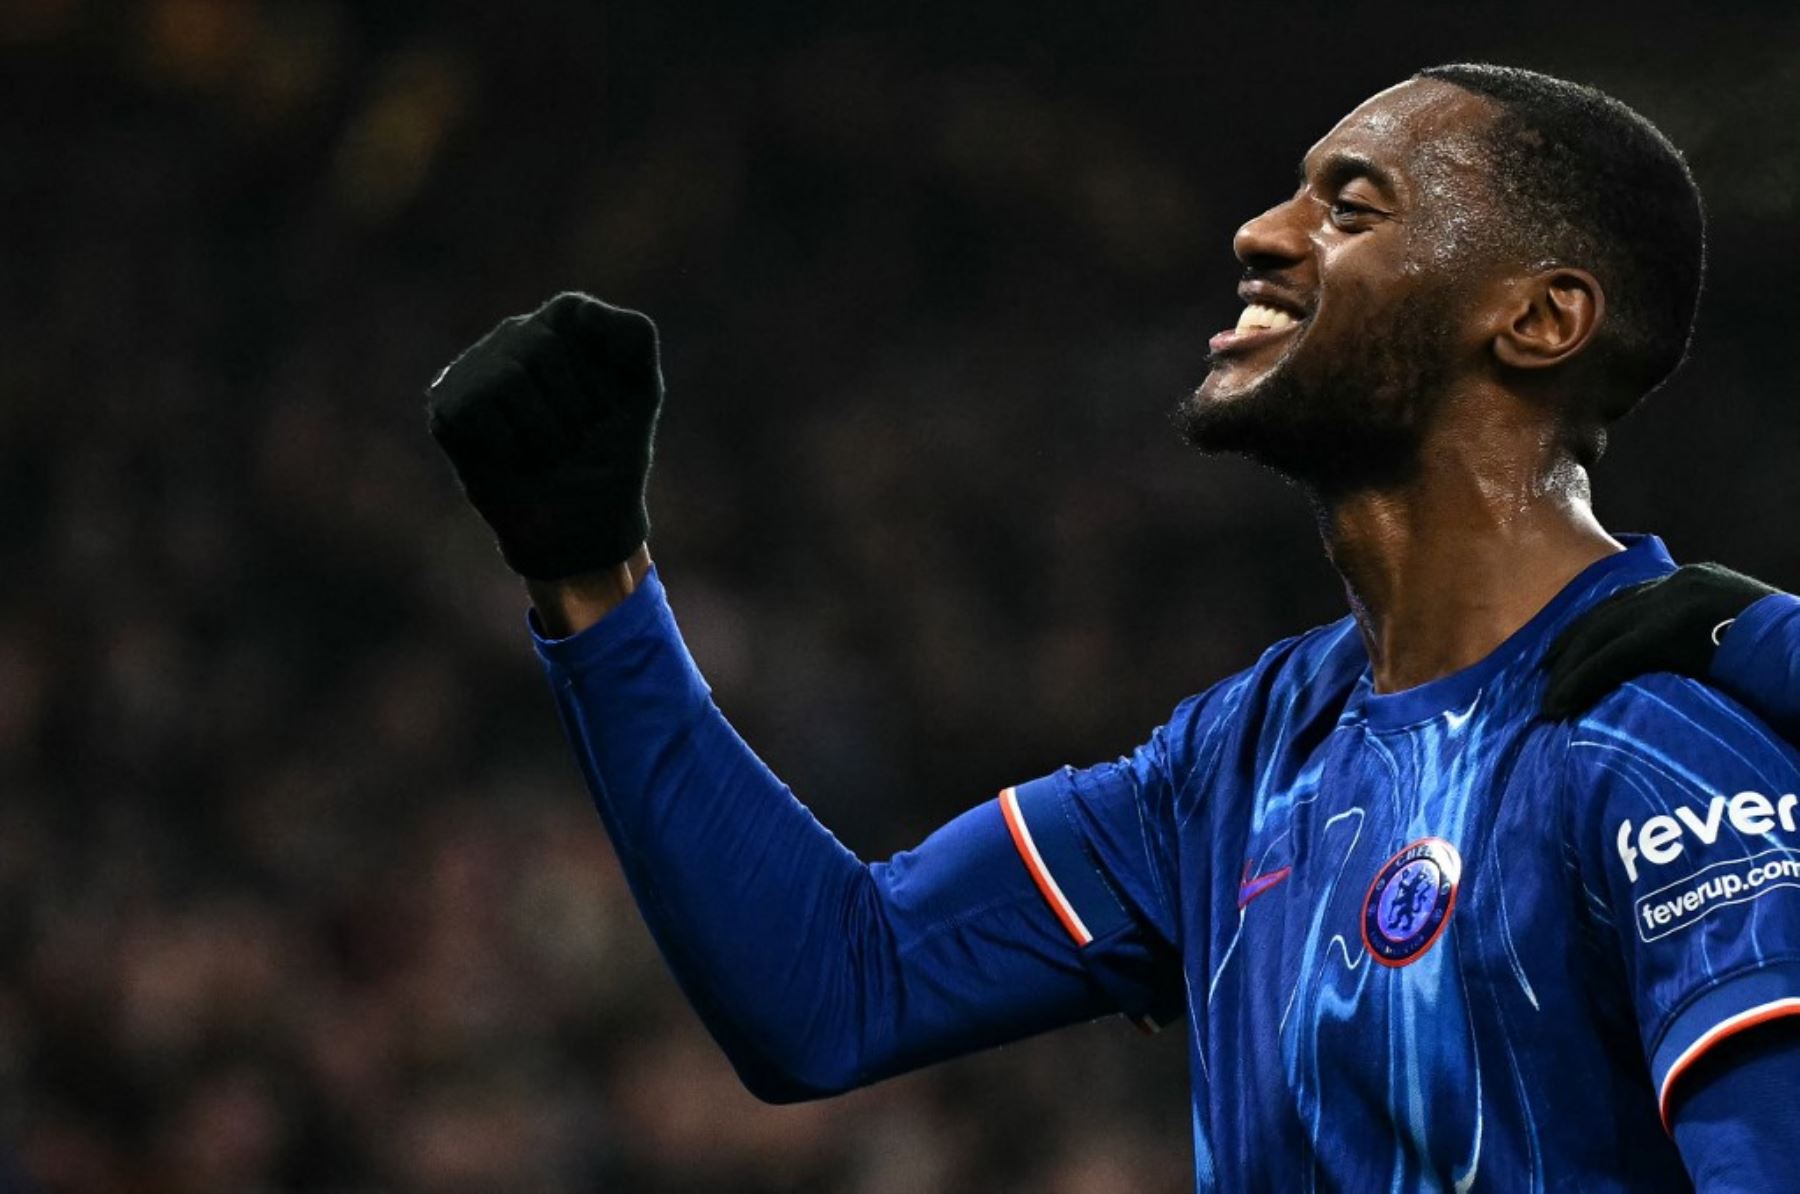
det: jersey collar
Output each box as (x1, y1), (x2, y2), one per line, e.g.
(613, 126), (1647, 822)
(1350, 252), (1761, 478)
(1350, 534), (1677, 731)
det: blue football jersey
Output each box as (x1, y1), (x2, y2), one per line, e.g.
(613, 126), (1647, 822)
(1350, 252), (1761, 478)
(1002, 536), (1800, 1190)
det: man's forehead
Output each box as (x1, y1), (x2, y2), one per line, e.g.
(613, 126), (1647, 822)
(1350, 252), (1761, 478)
(1301, 78), (1496, 184)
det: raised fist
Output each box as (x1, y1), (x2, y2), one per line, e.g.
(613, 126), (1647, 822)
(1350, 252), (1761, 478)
(427, 292), (662, 580)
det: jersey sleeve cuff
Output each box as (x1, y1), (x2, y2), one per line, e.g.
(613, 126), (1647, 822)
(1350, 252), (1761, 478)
(529, 564), (672, 671)
(998, 776), (1137, 950)
(1651, 958), (1800, 1131)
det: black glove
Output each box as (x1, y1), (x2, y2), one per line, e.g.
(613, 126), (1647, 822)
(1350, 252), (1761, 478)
(1542, 563), (1779, 718)
(426, 292), (662, 581)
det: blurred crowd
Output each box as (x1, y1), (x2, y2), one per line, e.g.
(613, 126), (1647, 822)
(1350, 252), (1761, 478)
(6, 1), (1800, 1190)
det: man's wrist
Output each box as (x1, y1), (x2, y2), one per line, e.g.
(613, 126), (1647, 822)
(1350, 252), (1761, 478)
(525, 543), (652, 638)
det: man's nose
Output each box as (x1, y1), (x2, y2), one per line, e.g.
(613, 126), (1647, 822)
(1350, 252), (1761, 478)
(1232, 198), (1309, 270)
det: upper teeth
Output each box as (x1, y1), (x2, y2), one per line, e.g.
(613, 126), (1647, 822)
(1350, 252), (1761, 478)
(1236, 303), (1295, 332)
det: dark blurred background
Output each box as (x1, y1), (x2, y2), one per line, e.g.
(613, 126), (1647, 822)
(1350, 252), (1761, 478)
(5, 1), (1800, 1190)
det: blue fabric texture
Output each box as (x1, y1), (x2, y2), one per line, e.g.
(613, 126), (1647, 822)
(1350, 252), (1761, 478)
(533, 567), (1133, 1102)
(1670, 1018), (1800, 1191)
(1018, 536), (1800, 1190)
(537, 540), (1800, 1190)
(1712, 591), (1800, 741)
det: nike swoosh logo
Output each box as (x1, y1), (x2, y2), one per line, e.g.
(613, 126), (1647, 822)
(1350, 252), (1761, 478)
(1238, 861), (1292, 910)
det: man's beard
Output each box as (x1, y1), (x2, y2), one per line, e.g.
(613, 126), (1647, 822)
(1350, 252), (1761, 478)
(1177, 289), (1453, 495)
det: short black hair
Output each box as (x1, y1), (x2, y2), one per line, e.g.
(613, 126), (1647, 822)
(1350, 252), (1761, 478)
(1416, 63), (1705, 420)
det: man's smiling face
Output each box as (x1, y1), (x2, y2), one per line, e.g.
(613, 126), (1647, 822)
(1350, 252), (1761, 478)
(1180, 78), (1511, 490)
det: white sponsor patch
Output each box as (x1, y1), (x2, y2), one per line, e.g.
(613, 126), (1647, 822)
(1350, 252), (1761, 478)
(1634, 847), (1800, 942)
(1614, 791), (1800, 883)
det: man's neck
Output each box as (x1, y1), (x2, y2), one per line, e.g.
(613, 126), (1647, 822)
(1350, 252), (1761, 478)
(1317, 434), (1622, 695)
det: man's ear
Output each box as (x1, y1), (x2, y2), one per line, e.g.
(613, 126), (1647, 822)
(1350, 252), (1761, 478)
(1491, 267), (1605, 371)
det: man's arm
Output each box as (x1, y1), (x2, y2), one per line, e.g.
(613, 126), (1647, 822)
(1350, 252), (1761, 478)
(1708, 591), (1800, 740)
(1670, 1020), (1800, 1189)
(1542, 563), (1794, 729)
(426, 294), (1176, 1100)
(1565, 674), (1800, 1187)
(531, 558), (1161, 1099)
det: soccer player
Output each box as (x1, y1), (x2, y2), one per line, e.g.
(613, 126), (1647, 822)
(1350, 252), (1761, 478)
(427, 65), (1800, 1190)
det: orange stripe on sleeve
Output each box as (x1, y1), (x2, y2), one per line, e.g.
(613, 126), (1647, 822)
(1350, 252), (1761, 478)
(1658, 996), (1800, 1132)
(998, 786), (1093, 947)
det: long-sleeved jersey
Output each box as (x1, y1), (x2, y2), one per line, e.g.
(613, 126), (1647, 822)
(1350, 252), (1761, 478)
(534, 535), (1800, 1190)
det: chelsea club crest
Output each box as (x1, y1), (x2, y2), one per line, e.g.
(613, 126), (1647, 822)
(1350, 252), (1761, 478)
(1361, 837), (1463, 968)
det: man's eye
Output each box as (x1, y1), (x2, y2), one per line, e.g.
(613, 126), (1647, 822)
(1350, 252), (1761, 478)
(1329, 199), (1374, 222)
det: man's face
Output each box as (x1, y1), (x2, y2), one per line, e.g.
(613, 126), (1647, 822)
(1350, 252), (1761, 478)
(1179, 79), (1505, 490)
